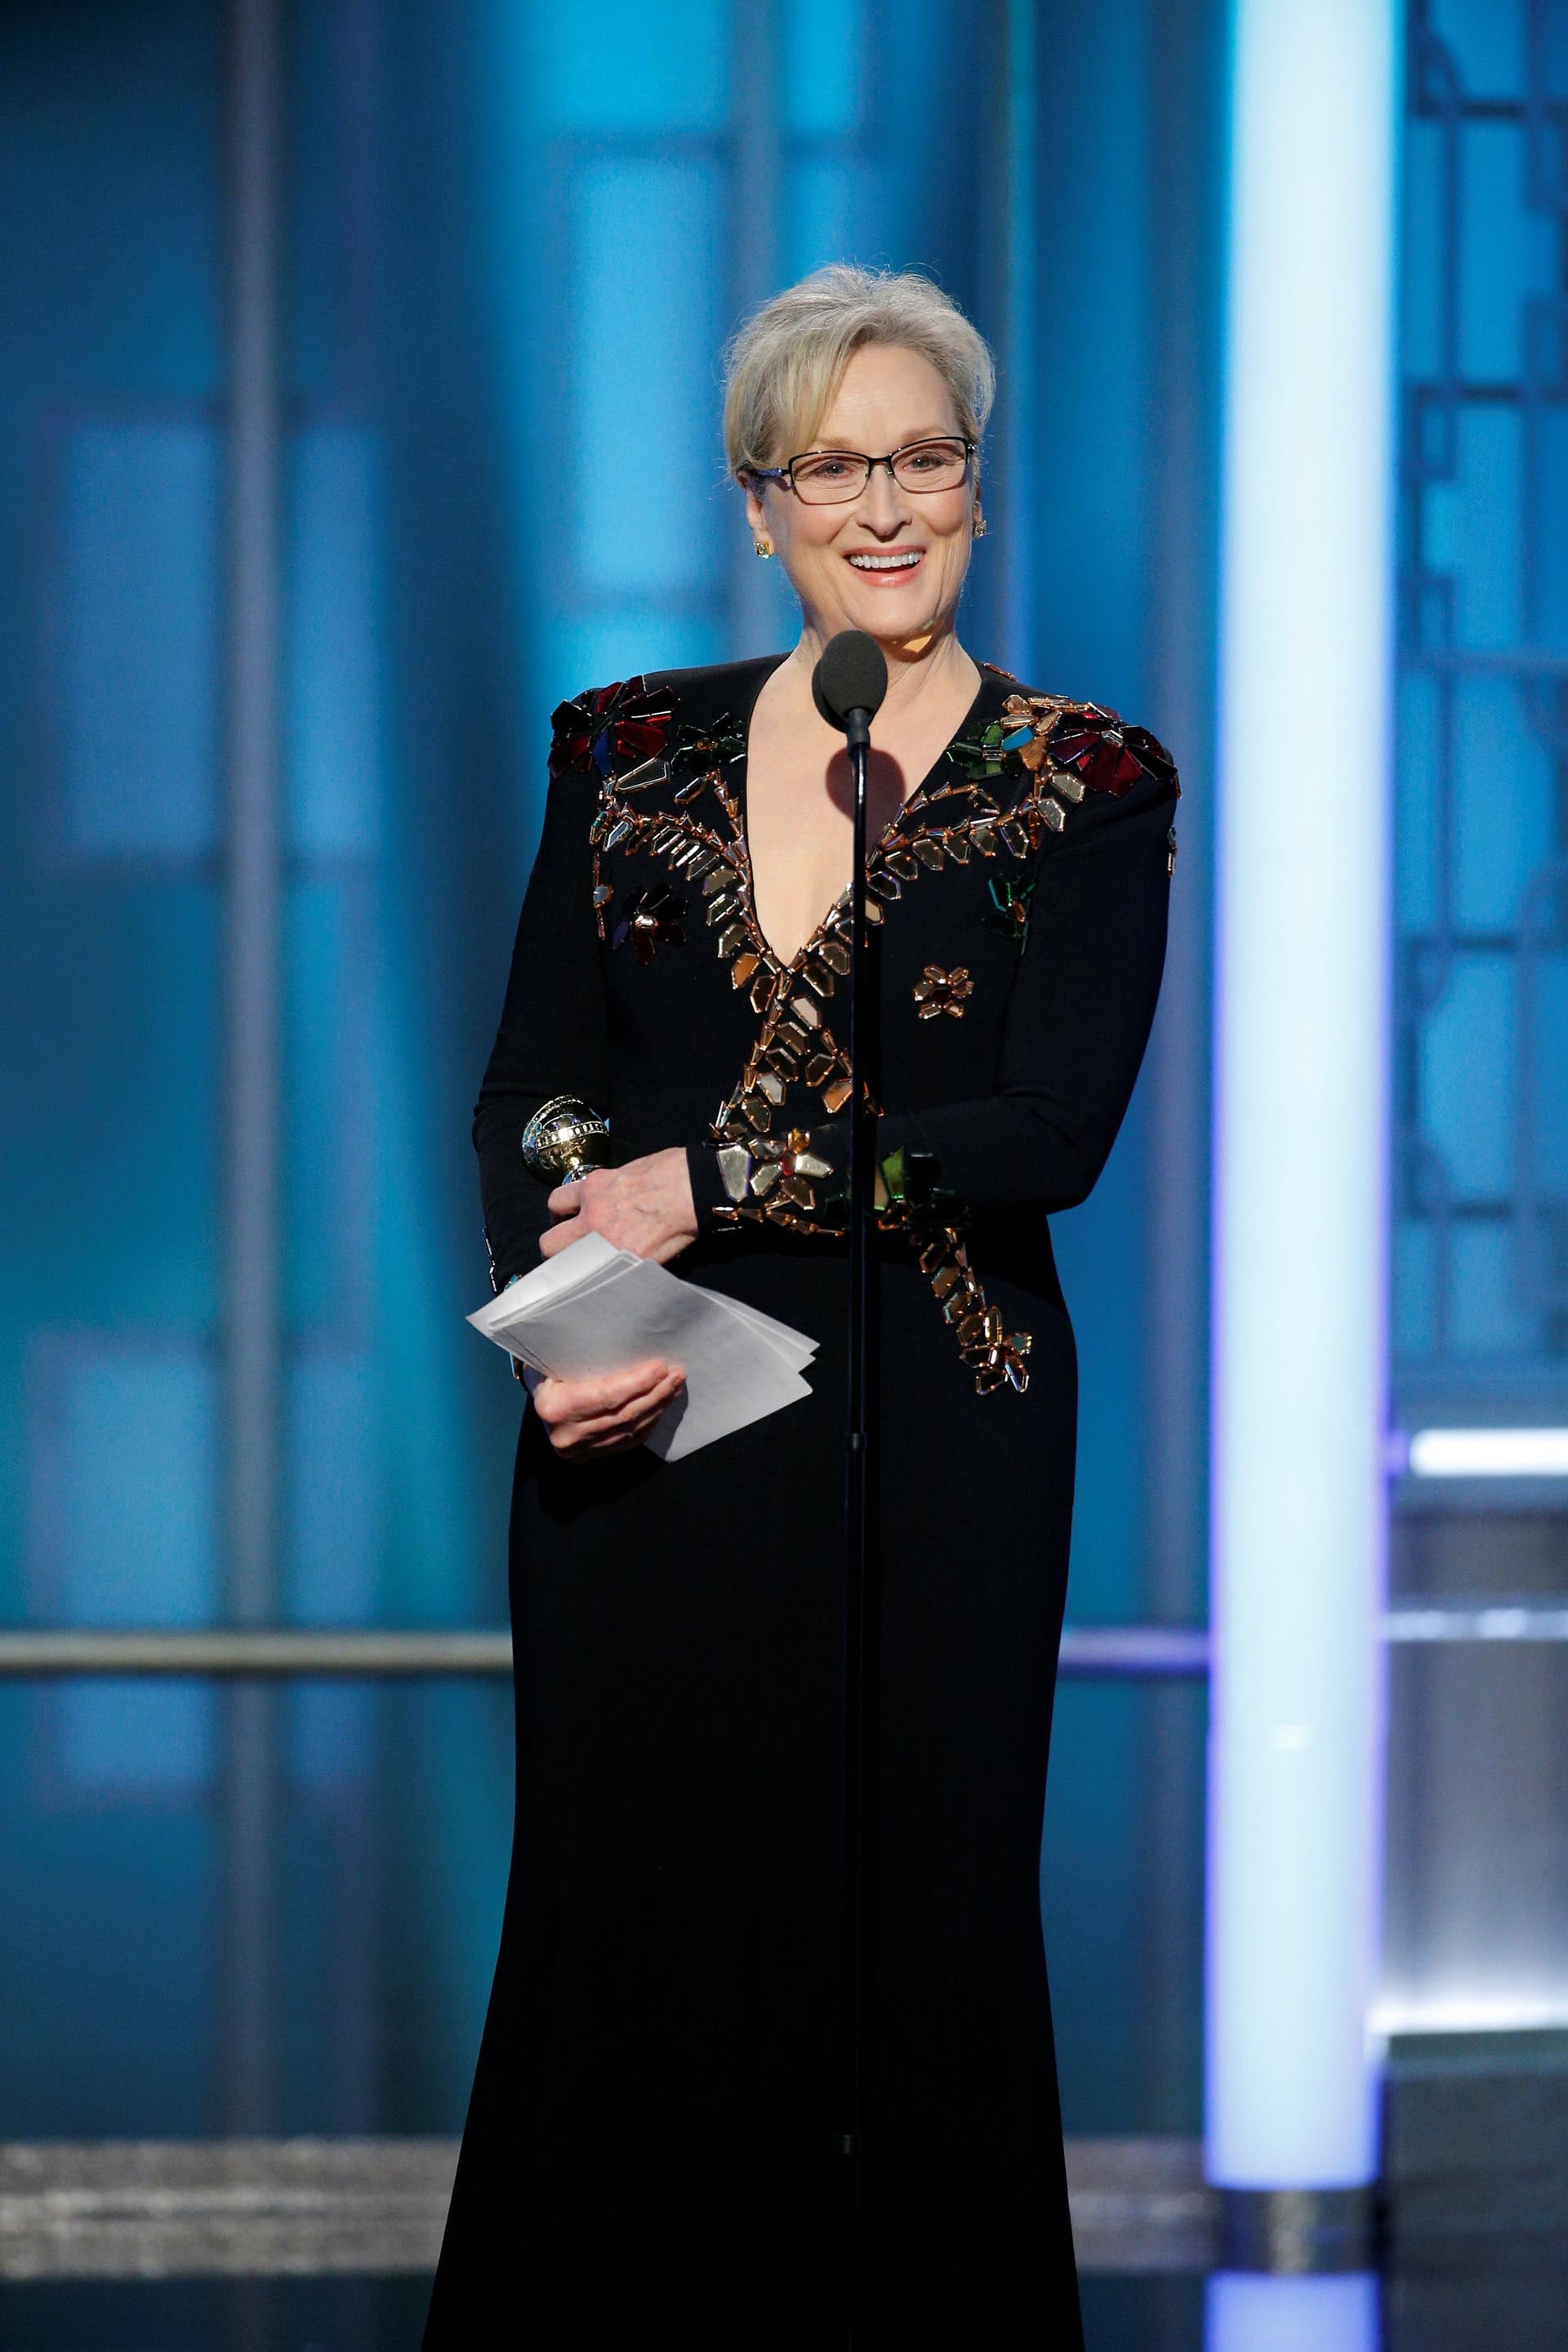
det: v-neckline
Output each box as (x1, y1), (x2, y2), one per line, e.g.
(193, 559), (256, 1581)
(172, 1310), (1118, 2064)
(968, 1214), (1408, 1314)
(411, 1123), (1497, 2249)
(730, 651), (993, 976)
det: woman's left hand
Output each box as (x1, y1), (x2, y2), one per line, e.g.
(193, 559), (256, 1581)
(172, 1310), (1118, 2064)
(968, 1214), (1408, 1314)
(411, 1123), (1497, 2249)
(541, 1146), (698, 1264)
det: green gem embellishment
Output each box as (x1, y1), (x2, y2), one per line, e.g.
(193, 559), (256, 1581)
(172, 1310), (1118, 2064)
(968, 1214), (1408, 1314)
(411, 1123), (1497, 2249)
(879, 1143), (911, 1203)
(947, 717), (1022, 783)
(984, 872), (1035, 952)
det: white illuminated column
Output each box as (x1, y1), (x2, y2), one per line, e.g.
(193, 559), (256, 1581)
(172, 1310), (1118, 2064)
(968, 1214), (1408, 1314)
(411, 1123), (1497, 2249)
(1207, 2274), (1381, 2352)
(1207, 0), (1400, 2216)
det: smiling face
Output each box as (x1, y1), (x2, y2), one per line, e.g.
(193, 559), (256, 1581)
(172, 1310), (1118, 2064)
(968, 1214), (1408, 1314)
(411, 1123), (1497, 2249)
(743, 341), (979, 656)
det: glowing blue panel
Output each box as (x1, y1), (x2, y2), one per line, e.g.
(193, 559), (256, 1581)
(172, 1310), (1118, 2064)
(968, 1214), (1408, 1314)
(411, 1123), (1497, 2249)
(285, 1352), (376, 1625)
(1459, 124), (1555, 382)
(1392, 670), (1441, 931)
(1452, 678), (1552, 933)
(282, 1338), (378, 1800)
(1448, 1223), (1535, 1355)
(56, 1348), (216, 1788)
(1419, 955), (1513, 1200)
(287, 1682), (374, 1790)
(1208, 0), (1399, 2189)
(1400, 121), (1444, 383)
(548, 615), (727, 709)
(284, 879), (368, 1325)
(571, 159), (724, 595)
(1422, 408), (1522, 650)
(286, 427), (383, 858)
(786, 157), (858, 282)
(1392, 1220), (1437, 1356)
(1206, 2273), (1380, 2352)
(532, 0), (728, 132)
(1531, 949), (1568, 1185)
(60, 422), (219, 858)
(785, 0), (861, 136)
(1428, 0), (1524, 100)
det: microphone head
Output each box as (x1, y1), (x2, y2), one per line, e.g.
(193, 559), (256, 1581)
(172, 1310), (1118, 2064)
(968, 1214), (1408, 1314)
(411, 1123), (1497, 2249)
(812, 630), (889, 732)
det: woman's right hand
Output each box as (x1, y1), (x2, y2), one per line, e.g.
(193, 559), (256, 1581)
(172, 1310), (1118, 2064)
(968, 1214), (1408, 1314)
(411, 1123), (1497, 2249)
(530, 1358), (685, 1459)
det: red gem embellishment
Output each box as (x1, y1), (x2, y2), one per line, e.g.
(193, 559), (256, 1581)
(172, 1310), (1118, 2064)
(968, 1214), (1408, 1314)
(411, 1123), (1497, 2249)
(1048, 704), (1180, 800)
(549, 675), (675, 783)
(1049, 705), (1146, 797)
(611, 884), (686, 964)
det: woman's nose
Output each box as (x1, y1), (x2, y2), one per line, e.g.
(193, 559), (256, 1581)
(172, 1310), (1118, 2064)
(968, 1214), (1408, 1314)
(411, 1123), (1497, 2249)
(853, 464), (909, 533)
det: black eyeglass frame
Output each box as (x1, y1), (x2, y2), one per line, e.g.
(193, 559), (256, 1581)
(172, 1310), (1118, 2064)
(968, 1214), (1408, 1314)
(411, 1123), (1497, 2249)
(743, 435), (978, 504)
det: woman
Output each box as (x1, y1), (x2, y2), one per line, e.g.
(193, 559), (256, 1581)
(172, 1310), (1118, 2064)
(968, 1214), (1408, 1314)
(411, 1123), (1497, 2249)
(424, 265), (1178, 2346)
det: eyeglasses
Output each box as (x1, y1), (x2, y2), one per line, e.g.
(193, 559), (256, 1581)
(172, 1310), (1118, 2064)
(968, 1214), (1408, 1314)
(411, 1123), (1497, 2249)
(746, 436), (976, 506)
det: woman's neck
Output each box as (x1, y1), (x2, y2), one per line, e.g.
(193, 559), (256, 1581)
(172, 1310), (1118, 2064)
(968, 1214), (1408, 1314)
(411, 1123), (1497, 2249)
(784, 624), (979, 728)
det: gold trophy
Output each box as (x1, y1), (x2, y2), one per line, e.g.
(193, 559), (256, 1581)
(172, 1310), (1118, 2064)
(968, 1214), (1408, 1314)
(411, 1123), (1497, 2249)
(520, 1094), (612, 1185)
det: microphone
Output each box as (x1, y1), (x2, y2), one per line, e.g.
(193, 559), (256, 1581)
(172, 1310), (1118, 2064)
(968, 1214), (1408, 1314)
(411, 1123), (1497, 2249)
(811, 630), (889, 752)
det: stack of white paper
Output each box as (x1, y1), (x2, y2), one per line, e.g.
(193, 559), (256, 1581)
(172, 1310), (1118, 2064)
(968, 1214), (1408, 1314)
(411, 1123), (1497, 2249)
(466, 1232), (817, 1461)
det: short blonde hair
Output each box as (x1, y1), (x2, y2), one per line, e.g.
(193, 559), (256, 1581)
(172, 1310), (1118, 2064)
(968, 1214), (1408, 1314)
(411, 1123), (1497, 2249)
(722, 265), (996, 477)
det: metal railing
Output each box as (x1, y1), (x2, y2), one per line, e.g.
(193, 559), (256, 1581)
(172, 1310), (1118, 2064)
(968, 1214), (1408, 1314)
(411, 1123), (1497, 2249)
(2, 1610), (1564, 1680)
(0, 1626), (1210, 1678)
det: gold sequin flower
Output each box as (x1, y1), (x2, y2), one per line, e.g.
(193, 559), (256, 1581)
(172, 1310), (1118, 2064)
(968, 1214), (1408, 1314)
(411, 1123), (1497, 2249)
(912, 964), (973, 1019)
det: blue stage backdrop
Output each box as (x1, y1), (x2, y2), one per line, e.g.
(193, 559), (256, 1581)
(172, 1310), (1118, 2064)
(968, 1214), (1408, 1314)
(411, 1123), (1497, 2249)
(2, 0), (1216, 2141)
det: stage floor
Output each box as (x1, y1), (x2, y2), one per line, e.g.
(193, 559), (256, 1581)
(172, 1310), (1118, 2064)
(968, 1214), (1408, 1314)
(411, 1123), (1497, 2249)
(0, 2139), (1562, 2348)
(2, 2266), (1567, 2350)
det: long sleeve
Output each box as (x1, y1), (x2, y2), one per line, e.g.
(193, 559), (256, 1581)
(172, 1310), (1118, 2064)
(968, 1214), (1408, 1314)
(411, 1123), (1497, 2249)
(815, 760), (1178, 1221)
(473, 772), (611, 1289)
(878, 762), (1175, 1213)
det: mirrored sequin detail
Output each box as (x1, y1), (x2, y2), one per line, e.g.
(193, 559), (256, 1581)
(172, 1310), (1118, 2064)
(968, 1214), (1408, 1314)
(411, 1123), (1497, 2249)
(912, 964), (973, 1019)
(877, 1147), (1032, 1395)
(550, 670), (1175, 1395)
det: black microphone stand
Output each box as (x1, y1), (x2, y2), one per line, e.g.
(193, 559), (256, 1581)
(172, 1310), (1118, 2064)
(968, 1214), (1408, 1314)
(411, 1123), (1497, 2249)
(812, 628), (887, 2348)
(839, 697), (875, 2348)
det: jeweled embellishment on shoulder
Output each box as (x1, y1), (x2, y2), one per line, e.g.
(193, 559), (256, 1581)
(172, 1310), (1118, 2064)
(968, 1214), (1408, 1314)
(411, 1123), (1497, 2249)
(557, 674), (751, 951)
(550, 675), (675, 784)
(912, 965), (973, 1019)
(945, 691), (1180, 839)
(1047, 702), (1178, 797)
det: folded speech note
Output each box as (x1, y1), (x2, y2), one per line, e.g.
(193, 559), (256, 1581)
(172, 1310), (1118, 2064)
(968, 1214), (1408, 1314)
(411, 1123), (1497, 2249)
(466, 1232), (817, 1462)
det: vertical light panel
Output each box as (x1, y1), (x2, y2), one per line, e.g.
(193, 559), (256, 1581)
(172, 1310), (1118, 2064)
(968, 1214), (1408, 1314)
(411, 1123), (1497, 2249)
(55, 1349), (217, 1791)
(571, 159), (724, 600)
(60, 421), (220, 858)
(1207, 2272), (1381, 2352)
(1208, 0), (1399, 2189)
(782, 0), (862, 283)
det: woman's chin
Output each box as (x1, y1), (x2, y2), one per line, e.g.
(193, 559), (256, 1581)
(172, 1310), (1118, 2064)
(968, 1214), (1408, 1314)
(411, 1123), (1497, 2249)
(837, 592), (944, 648)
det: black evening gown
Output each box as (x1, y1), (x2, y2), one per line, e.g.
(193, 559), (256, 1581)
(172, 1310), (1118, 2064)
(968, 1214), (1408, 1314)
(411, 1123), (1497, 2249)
(422, 655), (1178, 2348)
